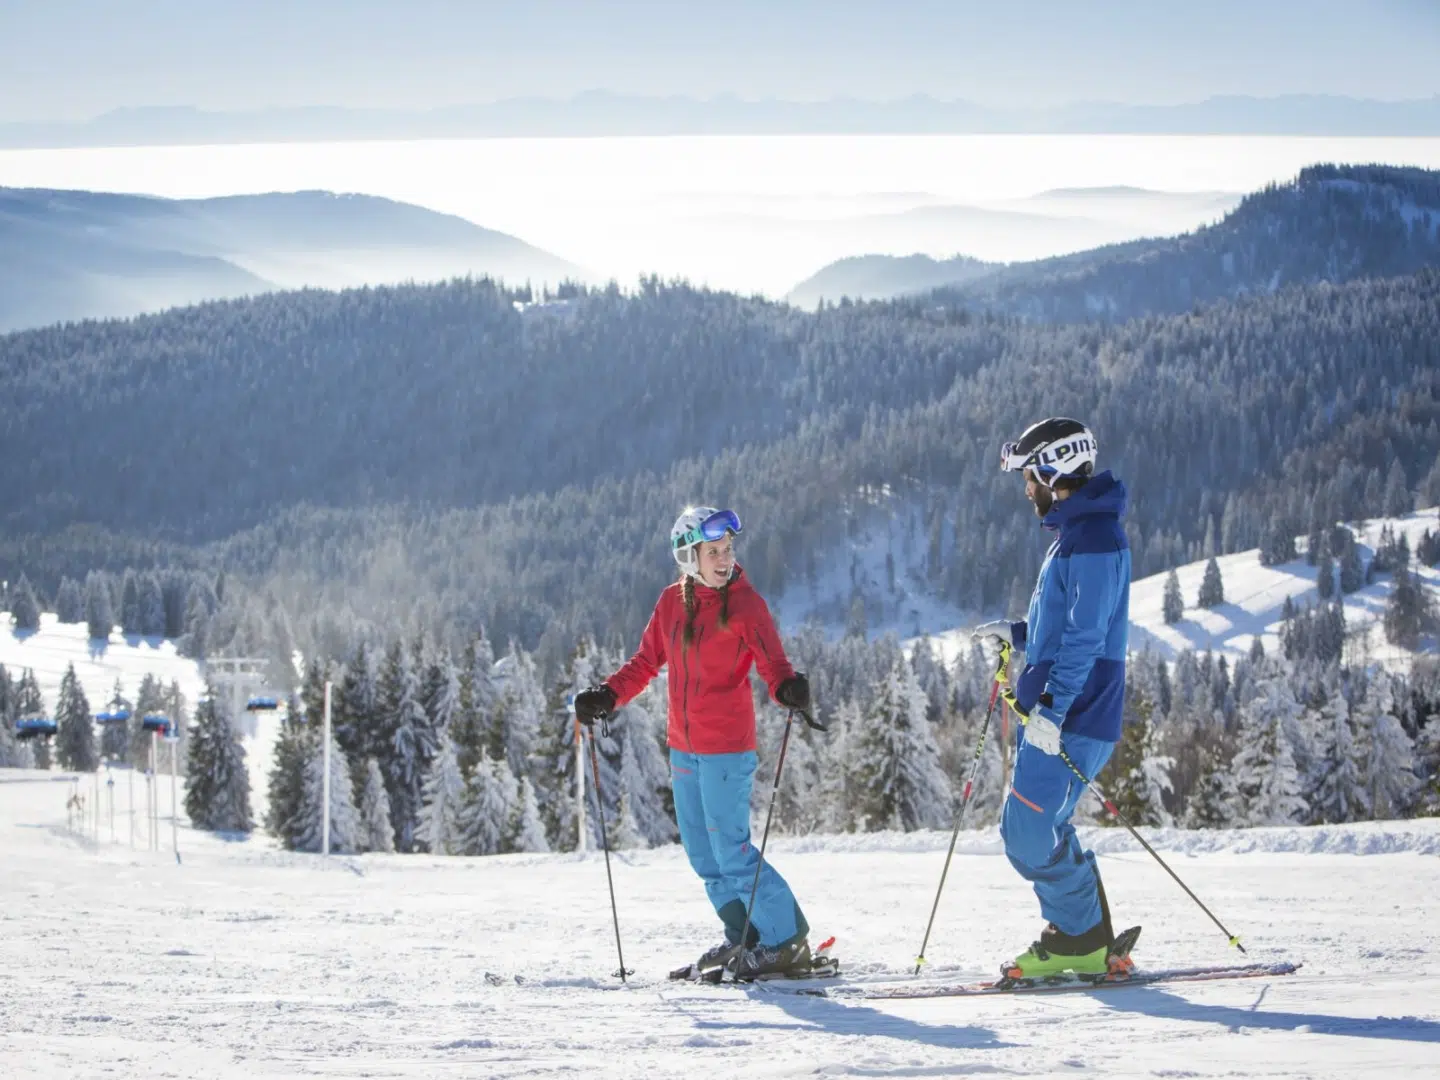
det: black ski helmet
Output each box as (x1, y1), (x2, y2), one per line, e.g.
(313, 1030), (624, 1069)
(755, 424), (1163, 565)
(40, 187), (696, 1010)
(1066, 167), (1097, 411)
(1000, 417), (1097, 487)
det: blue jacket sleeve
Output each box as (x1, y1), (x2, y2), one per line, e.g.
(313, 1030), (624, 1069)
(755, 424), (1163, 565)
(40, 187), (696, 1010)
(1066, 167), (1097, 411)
(1010, 620), (1028, 651)
(1042, 552), (1122, 721)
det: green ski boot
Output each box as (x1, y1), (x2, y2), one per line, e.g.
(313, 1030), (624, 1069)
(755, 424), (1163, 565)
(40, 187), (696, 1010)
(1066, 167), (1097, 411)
(1002, 922), (1111, 981)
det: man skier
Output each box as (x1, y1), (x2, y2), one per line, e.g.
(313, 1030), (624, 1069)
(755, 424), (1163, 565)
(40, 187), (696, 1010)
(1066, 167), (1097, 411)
(974, 417), (1132, 979)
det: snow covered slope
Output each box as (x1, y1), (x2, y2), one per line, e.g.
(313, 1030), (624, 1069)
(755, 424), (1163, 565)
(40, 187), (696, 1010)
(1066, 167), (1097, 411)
(769, 494), (973, 642)
(2, 768), (1437, 1079)
(1127, 508), (1440, 666)
(0, 614), (282, 815)
(925, 508), (1440, 668)
(0, 612), (205, 716)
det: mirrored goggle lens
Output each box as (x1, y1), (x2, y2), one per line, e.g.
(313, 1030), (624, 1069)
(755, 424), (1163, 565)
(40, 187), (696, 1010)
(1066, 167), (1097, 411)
(673, 508), (743, 549)
(698, 508), (742, 541)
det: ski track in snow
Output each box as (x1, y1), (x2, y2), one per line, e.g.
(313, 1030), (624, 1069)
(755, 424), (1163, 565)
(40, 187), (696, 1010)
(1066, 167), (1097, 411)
(2, 771), (1438, 1079)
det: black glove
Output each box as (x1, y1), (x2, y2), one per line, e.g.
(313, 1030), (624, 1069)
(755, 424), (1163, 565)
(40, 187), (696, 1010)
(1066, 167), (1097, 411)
(775, 674), (810, 712)
(573, 685), (617, 727)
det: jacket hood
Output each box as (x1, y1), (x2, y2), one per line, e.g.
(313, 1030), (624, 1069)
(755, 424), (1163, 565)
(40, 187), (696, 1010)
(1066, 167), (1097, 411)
(1042, 470), (1128, 532)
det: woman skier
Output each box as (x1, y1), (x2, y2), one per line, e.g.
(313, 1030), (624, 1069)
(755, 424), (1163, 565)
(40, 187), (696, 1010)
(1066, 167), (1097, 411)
(573, 506), (814, 980)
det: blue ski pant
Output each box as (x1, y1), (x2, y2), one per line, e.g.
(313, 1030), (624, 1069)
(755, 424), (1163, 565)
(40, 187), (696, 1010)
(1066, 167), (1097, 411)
(670, 748), (808, 948)
(1000, 730), (1116, 936)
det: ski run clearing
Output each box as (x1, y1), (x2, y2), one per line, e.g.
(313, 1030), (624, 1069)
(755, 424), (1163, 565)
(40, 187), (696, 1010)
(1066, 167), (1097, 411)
(2, 769), (1438, 1079)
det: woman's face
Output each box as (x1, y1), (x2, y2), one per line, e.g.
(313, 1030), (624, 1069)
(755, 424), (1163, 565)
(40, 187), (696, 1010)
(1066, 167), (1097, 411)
(696, 534), (736, 588)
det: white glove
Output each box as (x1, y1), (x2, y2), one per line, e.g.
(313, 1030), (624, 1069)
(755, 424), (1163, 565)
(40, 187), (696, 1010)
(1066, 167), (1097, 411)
(1023, 708), (1063, 756)
(971, 620), (1013, 646)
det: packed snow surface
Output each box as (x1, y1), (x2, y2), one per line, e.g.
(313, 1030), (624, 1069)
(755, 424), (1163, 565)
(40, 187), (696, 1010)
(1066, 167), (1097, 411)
(3, 769), (1438, 1078)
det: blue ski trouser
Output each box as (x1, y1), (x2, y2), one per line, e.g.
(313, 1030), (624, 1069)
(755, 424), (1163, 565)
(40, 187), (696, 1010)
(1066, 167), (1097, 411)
(1000, 730), (1116, 936)
(670, 748), (808, 949)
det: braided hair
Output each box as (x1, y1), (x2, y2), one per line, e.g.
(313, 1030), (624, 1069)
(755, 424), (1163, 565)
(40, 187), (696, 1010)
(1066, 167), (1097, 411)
(680, 569), (732, 649)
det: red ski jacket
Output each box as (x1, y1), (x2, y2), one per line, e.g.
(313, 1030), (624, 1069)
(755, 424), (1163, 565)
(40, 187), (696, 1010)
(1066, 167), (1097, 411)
(605, 567), (795, 754)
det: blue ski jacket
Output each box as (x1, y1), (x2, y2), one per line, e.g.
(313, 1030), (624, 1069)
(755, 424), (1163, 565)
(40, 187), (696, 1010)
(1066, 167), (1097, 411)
(1009, 470), (1131, 742)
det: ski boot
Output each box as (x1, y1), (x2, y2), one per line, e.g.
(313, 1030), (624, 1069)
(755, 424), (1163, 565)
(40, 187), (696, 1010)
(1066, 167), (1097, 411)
(1001, 921), (1112, 982)
(727, 938), (812, 982)
(1000, 924), (1143, 986)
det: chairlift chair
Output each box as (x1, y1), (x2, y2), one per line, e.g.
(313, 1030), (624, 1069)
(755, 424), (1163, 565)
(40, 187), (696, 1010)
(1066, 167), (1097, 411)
(245, 695), (280, 712)
(15, 716), (57, 741)
(141, 714), (174, 738)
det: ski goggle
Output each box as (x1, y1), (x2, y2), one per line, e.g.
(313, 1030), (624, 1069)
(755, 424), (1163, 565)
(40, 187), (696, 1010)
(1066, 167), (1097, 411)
(673, 508), (742, 550)
(1000, 441), (1050, 476)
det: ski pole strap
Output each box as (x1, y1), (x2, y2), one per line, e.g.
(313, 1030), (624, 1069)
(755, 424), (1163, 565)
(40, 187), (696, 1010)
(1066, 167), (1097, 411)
(1000, 686), (1024, 720)
(797, 708), (828, 732)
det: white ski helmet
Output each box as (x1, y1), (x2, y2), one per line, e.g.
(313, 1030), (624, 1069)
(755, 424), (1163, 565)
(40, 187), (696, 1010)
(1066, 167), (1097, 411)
(671, 506), (742, 578)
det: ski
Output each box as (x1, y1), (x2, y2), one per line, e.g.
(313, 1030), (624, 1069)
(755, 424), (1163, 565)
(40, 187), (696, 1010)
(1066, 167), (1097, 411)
(764, 959), (1301, 999)
(697, 953), (841, 985)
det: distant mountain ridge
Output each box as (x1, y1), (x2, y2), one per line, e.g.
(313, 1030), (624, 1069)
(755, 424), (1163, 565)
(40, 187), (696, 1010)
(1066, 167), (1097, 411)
(3, 93), (1440, 146)
(790, 165), (1440, 320)
(787, 253), (999, 309)
(0, 187), (584, 331)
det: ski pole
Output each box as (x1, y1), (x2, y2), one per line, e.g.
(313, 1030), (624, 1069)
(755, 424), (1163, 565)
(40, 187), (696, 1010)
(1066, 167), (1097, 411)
(587, 717), (633, 981)
(1054, 746), (1246, 955)
(1003, 689), (1247, 956)
(726, 708), (800, 983)
(913, 642), (1011, 975)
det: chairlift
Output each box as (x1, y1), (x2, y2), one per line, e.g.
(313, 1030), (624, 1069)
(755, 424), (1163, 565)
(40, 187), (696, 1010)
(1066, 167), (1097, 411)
(245, 695), (280, 712)
(141, 714), (174, 737)
(95, 708), (131, 725)
(15, 716), (57, 741)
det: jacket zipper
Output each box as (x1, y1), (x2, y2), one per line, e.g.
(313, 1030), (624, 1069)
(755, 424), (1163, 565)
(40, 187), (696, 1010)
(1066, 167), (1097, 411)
(681, 625), (705, 752)
(672, 620), (692, 753)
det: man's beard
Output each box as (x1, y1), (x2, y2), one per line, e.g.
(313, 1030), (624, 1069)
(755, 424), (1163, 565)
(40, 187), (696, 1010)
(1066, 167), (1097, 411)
(1030, 484), (1054, 519)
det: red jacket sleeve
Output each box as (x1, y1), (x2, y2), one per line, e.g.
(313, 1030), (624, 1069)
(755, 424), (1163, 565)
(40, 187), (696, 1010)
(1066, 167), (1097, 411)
(605, 592), (669, 706)
(740, 590), (796, 699)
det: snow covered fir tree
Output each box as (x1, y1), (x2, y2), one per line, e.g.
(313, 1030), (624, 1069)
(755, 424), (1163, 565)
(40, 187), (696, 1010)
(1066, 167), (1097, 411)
(6, 553), (1436, 848)
(347, 590), (1435, 847)
(53, 664), (96, 773)
(184, 689), (253, 834)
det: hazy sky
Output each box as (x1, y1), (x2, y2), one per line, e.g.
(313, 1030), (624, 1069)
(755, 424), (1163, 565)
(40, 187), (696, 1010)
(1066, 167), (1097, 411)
(2, 0), (1438, 123)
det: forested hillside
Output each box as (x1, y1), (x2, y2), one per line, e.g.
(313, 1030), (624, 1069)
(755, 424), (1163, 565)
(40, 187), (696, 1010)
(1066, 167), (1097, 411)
(3, 265), (1437, 665)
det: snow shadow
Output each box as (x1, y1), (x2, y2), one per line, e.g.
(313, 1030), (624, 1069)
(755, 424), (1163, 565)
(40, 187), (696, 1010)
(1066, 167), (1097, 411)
(1098, 984), (1440, 1044)
(682, 989), (1017, 1054)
